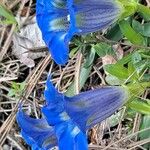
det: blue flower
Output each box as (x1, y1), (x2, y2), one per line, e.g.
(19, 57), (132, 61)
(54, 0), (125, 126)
(36, 0), (123, 65)
(17, 110), (57, 150)
(17, 76), (129, 150)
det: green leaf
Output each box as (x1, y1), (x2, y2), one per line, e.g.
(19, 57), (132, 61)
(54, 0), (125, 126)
(117, 53), (132, 65)
(137, 4), (150, 21)
(139, 116), (150, 149)
(12, 82), (19, 90)
(108, 110), (124, 127)
(131, 51), (149, 75)
(0, 4), (17, 25)
(132, 20), (150, 37)
(20, 82), (26, 91)
(105, 74), (124, 85)
(118, 0), (137, 20)
(8, 89), (16, 97)
(128, 99), (150, 115)
(132, 52), (142, 64)
(119, 19), (146, 45)
(127, 62), (138, 80)
(83, 47), (95, 68)
(93, 42), (115, 57)
(106, 24), (123, 41)
(8, 82), (25, 99)
(134, 60), (148, 74)
(142, 74), (150, 82)
(69, 47), (78, 58)
(65, 65), (92, 96)
(104, 64), (129, 79)
(65, 48), (94, 96)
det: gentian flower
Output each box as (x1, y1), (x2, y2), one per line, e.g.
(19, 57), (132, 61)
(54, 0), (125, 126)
(17, 76), (129, 150)
(36, 0), (124, 65)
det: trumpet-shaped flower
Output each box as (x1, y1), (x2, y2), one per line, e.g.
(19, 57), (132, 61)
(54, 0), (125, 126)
(36, 0), (124, 65)
(17, 77), (129, 149)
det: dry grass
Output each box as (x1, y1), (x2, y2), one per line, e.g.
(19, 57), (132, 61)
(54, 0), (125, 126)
(0, 0), (150, 150)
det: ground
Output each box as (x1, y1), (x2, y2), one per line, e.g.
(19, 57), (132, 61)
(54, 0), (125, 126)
(0, 0), (150, 150)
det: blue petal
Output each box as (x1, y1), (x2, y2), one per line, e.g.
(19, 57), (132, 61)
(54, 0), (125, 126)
(21, 131), (43, 150)
(36, 0), (72, 65)
(36, 0), (123, 65)
(54, 121), (88, 150)
(16, 110), (57, 149)
(42, 105), (88, 149)
(66, 86), (129, 130)
(36, 0), (68, 13)
(43, 76), (88, 149)
(43, 76), (72, 125)
(44, 0), (68, 10)
(17, 78), (129, 149)
(49, 32), (69, 65)
(44, 77), (129, 130)
(44, 76), (64, 105)
(74, 0), (123, 34)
